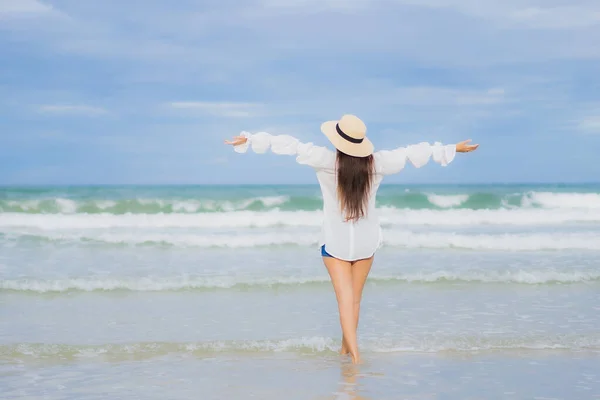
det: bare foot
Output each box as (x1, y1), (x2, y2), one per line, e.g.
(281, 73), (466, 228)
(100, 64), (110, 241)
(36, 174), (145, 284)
(350, 352), (361, 364)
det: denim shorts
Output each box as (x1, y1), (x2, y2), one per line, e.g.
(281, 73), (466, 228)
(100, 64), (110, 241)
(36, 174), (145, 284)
(320, 245), (333, 258)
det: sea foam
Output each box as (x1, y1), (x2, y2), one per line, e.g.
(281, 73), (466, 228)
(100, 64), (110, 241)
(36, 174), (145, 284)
(2, 269), (598, 293)
(2, 208), (600, 232)
(2, 334), (599, 361)
(2, 191), (600, 214)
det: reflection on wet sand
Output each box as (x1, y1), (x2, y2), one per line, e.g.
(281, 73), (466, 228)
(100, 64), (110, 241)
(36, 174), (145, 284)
(325, 362), (371, 400)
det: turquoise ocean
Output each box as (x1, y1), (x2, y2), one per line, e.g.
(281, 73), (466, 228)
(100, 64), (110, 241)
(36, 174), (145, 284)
(1, 184), (600, 399)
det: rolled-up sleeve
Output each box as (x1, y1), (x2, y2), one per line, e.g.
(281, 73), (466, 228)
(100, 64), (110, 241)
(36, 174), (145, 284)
(234, 131), (335, 170)
(374, 142), (456, 175)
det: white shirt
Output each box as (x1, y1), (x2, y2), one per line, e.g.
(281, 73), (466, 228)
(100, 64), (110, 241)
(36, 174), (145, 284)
(235, 131), (457, 261)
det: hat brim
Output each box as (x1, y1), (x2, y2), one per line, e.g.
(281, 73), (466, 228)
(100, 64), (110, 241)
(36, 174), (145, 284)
(320, 121), (374, 158)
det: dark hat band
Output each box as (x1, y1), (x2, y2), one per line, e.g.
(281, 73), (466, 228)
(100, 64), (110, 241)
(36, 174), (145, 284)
(336, 124), (364, 144)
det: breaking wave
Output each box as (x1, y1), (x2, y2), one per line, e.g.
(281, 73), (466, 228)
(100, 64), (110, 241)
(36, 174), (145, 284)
(4, 229), (600, 251)
(2, 269), (598, 293)
(2, 334), (599, 361)
(2, 191), (600, 214)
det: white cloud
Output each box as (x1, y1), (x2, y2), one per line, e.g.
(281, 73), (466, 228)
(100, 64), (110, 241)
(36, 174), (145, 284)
(1, 0), (596, 135)
(255, 0), (600, 29)
(3, 0), (599, 71)
(508, 6), (600, 29)
(169, 102), (263, 118)
(257, 0), (370, 13)
(164, 85), (505, 125)
(0, 0), (52, 16)
(578, 116), (600, 133)
(38, 105), (108, 116)
(389, 0), (600, 29)
(388, 86), (506, 106)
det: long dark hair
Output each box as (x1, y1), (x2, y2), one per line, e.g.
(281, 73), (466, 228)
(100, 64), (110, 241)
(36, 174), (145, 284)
(336, 150), (375, 222)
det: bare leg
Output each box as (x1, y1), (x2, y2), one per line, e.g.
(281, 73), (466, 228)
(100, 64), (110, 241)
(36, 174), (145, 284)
(340, 256), (374, 356)
(323, 256), (360, 364)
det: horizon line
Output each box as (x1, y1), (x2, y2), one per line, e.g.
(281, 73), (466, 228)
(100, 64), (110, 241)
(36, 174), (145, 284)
(1, 182), (600, 187)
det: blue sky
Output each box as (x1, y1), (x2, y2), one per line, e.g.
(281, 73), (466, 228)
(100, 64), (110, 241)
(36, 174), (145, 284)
(1, 0), (600, 185)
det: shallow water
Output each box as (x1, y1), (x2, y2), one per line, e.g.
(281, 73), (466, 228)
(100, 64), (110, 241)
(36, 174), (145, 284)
(2, 184), (600, 399)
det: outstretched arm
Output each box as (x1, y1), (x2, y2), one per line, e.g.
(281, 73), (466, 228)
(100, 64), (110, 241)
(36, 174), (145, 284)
(374, 139), (478, 175)
(225, 131), (335, 170)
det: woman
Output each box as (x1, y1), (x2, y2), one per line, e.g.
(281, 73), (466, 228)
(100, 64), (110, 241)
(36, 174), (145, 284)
(225, 114), (479, 364)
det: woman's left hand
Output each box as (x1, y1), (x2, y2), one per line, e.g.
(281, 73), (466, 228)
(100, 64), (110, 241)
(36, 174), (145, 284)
(224, 136), (248, 146)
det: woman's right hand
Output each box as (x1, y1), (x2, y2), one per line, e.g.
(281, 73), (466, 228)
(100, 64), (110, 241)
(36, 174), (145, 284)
(224, 135), (248, 146)
(456, 139), (479, 153)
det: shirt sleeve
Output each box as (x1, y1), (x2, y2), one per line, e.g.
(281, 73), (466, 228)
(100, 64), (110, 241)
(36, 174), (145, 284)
(233, 131), (335, 170)
(373, 142), (457, 175)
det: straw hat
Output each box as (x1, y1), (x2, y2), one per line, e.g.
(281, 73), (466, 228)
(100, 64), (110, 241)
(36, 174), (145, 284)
(321, 114), (374, 157)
